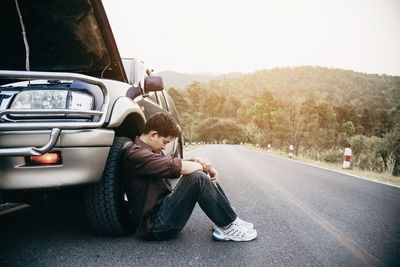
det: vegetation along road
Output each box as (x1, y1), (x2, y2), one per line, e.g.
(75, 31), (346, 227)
(1, 145), (399, 266)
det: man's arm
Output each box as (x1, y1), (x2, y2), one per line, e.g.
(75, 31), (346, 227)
(180, 159), (218, 185)
(184, 157), (212, 173)
(126, 144), (182, 178)
(181, 160), (204, 175)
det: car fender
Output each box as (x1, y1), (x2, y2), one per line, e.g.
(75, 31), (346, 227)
(107, 96), (145, 129)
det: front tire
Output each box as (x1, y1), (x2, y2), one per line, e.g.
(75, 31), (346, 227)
(84, 137), (133, 236)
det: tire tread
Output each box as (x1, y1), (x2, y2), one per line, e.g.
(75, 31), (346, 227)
(84, 137), (132, 236)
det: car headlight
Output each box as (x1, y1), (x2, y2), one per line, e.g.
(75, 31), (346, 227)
(11, 90), (94, 110)
(11, 90), (68, 109)
(68, 91), (94, 110)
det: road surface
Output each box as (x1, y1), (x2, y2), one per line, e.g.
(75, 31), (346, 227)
(1, 145), (399, 266)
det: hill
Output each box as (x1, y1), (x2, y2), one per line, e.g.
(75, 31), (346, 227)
(206, 66), (400, 107)
(167, 66), (400, 176)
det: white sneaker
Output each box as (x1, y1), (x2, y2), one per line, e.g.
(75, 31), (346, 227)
(212, 218), (257, 242)
(237, 217), (254, 229)
(212, 216), (254, 231)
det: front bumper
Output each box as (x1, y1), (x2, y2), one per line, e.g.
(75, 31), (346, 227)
(0, 129), (114, 189)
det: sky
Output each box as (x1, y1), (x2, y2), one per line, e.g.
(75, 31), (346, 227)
(102, 0), (400, 75)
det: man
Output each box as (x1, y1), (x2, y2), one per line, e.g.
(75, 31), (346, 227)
(124, 112), (257, 241)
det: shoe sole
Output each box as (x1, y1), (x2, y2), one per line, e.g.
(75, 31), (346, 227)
(212, 233), (257, 242)
(212, 235), (229, 242)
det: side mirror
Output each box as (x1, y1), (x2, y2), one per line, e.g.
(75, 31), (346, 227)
(144, 76), (164, 93)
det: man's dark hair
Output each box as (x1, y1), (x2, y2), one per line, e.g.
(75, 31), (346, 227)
(143, 112), (181, 137)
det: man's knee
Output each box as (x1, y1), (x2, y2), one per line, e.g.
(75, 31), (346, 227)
(183, 171), (211, 186)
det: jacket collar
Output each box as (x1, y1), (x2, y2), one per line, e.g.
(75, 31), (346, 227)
(134, 136), (155, 152)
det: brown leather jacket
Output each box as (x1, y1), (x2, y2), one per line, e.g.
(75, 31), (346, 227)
(123, 137), (182, 239)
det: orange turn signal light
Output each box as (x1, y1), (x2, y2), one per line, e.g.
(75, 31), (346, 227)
(26, 152), (62, 166)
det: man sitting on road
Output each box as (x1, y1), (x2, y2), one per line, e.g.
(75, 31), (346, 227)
(124, 112), (257, 241)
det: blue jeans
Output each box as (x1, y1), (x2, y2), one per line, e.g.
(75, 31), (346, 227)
(152, 171), (237, 240)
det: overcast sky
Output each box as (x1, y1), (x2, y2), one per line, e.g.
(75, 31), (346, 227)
(102, 0), (400, 75)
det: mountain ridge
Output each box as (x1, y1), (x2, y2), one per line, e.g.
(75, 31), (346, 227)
(157, 66), (400, 91)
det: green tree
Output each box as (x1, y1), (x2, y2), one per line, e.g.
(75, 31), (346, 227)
(334, 104), (356, 125)
(196, 118), (244, 143)
(248, 100), (273, 130)
(270, 108), (291, 146)
(222, 96), (242, 118)
(287, 98), (312, 153)
(201, 93), (226, 118)
(341, 121), (355, 136)
(186, 81), (205, 113)
(166, 66), (400, 175)
(315, 102), (337, 147)
(167, 87), (188, 114)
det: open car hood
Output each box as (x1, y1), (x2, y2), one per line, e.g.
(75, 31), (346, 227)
(0, 0), (127, 84)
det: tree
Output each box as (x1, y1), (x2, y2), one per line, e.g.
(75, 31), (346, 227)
(314, 102), (337, 147)
(248, 100), (273, 130)
(358, 108), (374, 136)
(196, 118), (244, 143)
(186, 81), (205, 113)
(334, 104), (356, 125)
(222, 96), (242, 118)
(270, 108), (290, 146)
(201, 93), (226, 118)
(167, 87), (188, 114)
(166, 66), (400, 174)
(339, 121), (355, 145)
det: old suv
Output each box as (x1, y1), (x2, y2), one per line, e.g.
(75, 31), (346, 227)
(0, 0), (182, 235)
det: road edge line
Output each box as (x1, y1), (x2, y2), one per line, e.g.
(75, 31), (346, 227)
(250, 147), (400, 189)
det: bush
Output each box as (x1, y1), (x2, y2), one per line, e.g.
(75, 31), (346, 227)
(298, 146), (321, 161)
(195, 118), (244, 143)
(298, 147), (343, 163)
(321, 149), (343, 163)
(295, 133), (399, 175)
(349, 134), (397, 173)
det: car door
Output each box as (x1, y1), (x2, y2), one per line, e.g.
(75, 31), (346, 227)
(136, 92), (163, 120)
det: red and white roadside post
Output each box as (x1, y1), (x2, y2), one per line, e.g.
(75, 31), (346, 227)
(342, 148), (352, 169)
(288, 144), (294, 158)
(267, 144), (271, 152)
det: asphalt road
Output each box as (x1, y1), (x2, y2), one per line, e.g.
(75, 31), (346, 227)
(1, 145), (399, 266)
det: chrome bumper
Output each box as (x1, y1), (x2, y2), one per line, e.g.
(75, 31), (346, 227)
(0, 128), (61, 156)
(0, 129), (115, 189)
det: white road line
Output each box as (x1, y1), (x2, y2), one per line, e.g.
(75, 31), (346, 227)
(272, 183), (385, 267)
(235, 149), (385, 267)
(250, 147), (400, 189)
(186, 144), (389, 265)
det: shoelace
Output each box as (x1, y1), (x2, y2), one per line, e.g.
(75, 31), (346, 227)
(224, 222), (247, 238)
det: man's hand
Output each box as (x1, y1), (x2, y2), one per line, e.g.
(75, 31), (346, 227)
(188, 157), (212, 173)
(208, 167), (218, 185)
(185, 157), (218, 185)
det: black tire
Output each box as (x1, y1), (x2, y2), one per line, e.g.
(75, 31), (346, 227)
(84, 137), (133, 236)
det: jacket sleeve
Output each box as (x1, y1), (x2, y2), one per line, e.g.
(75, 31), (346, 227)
(125, 145), (182, 178)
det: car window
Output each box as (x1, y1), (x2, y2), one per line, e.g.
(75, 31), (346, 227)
(164, 92), (179, 119)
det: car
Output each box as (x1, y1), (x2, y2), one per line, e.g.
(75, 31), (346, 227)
(0, 0), (183, 236)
